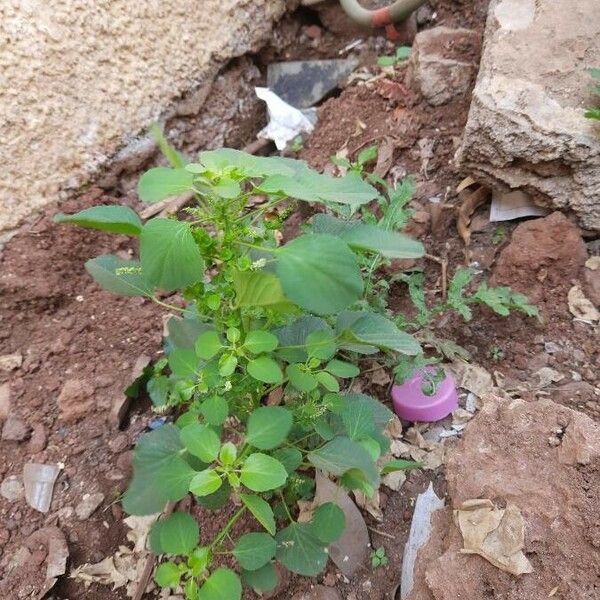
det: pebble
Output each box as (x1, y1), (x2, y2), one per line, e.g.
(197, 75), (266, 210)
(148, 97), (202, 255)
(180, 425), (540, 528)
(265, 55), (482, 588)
(0, 382), (10, 421)
(1, 416), (31, 441)
(75, 492), (105, 520)
(108, 433), (129, 453)
(27, 423), (48, 454)
(544, 341), (561, 354)
(1, 475), (25, 502)
(0, 351), (23, 372)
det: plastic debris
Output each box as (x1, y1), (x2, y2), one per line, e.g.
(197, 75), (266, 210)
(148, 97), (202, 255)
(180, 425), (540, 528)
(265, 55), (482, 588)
(490, 189), (549, 222)
(23, 462), (60, 513)
(266, 58), (358, 109)
(255, 87), (316, 150)
(400, 483), (445, 599)
(454, 499), (533, 575)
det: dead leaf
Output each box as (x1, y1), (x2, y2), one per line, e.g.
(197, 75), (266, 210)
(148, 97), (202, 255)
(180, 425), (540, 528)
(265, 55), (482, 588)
(314, 471), (369, 577)
(375, 78), (409, 103)
(353, 489), (383, 521)
(373, 137), (395, 177)
(296, 499), (313, 523)
(452, 408), (474, 426)
(267, 387), (283, 406)
(124, 514), (160, 553)
(418, 137), (435, 178)
(457, 186), (491, 246)
(366, 361), (391, 386)
(382, 469), (406, 491)
(567, 285), (599, 321)
(456, 176), (476, 193)
(448, 360), (493, 397)
(454, 499), (533, 575)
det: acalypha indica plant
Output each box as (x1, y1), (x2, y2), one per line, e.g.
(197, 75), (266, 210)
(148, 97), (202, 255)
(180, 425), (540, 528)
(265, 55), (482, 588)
(55, 133), (535, 598)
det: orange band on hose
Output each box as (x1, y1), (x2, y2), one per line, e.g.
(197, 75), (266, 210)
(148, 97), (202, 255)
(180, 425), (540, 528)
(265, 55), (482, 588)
(371, 6), (393, 27)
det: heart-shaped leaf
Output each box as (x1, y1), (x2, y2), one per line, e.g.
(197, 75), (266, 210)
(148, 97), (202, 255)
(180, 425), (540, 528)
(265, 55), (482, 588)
(246, 407), (292, 450)
(233, 533), (276, 571)
(240, 454), (287, 492)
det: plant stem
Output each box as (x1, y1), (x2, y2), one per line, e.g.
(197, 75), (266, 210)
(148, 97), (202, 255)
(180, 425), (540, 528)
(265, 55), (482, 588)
(210, 506), (246, 550)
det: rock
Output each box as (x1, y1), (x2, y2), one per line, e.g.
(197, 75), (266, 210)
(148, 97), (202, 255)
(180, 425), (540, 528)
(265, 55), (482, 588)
(0, 382), (10, 422)
(456, 0), (600, 232)
(406, 395), (600, 600)
(75, 492), (105, 520)
(1, 416), (31, 441)
(407, 27), (480, 106)
(554, 381), (597, 405)
(0, 351), (23, 372)
(57, 379), (95, 422)
(291, 586), (342, 600)
(107, 433), (129, 454)
(583, 260), (600, 307)
(491, 212), (587, 303)
(1, 475), (24, 502)
(27, 424), (48, 454)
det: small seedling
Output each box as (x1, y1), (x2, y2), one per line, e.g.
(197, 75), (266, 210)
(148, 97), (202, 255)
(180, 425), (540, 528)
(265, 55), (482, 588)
(584, 68), (600, 121)
(377, 46), (411, 67)
(289, 135), (304, 153)
(488, 346), (505, 362)
(492, 226), (507, 245)
(371, 546), (388, 568)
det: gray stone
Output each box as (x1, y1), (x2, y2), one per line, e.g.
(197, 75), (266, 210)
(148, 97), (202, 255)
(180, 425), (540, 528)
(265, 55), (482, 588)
(1, 475), (24, 502)
(75, 492), (105, 520)
(267, 59), (358, 109)
(456, 0), (600, 231)
(1, 416), (31, 441)
(408, 27), (480, 106)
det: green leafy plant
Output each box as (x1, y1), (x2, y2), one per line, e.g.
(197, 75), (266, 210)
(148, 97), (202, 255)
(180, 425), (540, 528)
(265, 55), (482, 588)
(491, 225), (507, 245)
(377, 46), (411, 67)
(55, 138), (426, 598)
(488, 345), (505, 362)
(585, 67), (600, 121)
(370, 546), (388, 568)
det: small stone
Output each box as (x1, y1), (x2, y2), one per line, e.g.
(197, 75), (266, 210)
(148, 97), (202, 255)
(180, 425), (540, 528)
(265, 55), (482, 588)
(1, 416), (31, 441)
(303, 25), (322, 39)
(0, 383), (10, 422)
(0, 351), (23, 372)
(108, 433), (129, 454)
(1, 475), (24, 502)
(26, 424), (48, 454)
(75, 492), (105, 520)
(57, 379), (95, 422)
(544, 342), (561, 354)
(291, 585), (342, 600)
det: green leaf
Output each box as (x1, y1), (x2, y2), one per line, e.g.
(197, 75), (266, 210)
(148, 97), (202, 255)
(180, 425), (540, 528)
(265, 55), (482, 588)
(396, 46), (411, 60)
(180, 423), (220, 462)
(341, 311), (421, 355)
(200, 396), (228, 426)
(316, 371), (340, 392)
(246, 407), (292, 450)
(240, 493), (276, 535)
(154, 512), (199, 555)
(233, 533), (276, 571)
(85, 255), (153, 297)
(306, 330), (336, 360)
(312, 214), (424, 259)
(344, 393), (393, 431)
(213, 176), (241, 199)
(196, 480), (231, 510)
(54, 205), (142, 236)
(308, 436), (379, 486)
(140, 219), (204, 292)
(198, 567), (241, 600)
(357, 145), (378, 166)
(243, 330), (279, 354)
(287, 363), (318, 392)
(150, 123), (186, 168)
(154, 562), (180, 588)
(232, 270), (289, 308)
(218, 354), (238, 377)
(260, 170), (378, 213)
(168, 348), (199, 378)
(138, 167), (193, 203)
(276, 234), (363, 315)
(195, 331), (222, 360)
(377, 55), (396, 66)
(199, 148), (302, 178)
(276, 316), (331, 362)
(325, 360), (360, 378)
(167, 317), (213, 350)
(219, 442), (237, 465)
(147, 376), (169, 407)
(247, 356), (283, 384)
(189, 469), (223, 497)
(123, 424), (195, 515)
(381, 459), (422, 474)
(240, 453), (288, 492)
(242, 563), (278, 594)
(342, 397), (376, 440)
(312, 502), (346, 544)
(272, 447), (303, 474)
(275, 522), (328, 576)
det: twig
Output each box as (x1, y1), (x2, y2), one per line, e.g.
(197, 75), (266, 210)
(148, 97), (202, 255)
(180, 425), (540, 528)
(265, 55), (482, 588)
(368, 526), (396, 540)
(425, 253), (449, 300)
(132, 500), (176, 600)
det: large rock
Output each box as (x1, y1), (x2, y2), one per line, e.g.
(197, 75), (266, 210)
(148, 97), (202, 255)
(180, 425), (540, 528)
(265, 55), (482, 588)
(407, 395), (600, 600)
(456, 0), (600, 231)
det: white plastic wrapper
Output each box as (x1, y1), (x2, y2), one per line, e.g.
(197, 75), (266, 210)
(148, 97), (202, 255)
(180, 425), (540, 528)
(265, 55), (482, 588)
(255, 87), (316, 150)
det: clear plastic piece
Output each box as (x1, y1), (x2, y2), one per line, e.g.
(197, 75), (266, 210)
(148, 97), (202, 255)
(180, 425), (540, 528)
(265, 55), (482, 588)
(23, 463), (60, 513)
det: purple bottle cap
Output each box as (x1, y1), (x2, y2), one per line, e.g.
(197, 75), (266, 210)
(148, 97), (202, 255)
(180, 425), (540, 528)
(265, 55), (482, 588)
(391, 367), (458, 422)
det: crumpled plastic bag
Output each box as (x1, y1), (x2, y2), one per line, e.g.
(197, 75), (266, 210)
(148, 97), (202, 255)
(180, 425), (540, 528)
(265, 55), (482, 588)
(454, 499), (533, 575)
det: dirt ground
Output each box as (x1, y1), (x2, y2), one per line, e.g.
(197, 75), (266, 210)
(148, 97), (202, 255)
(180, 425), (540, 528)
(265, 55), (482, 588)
(1, 1), (598, 599)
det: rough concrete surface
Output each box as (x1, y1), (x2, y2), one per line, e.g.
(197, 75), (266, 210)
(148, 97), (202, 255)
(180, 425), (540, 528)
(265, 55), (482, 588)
(0, 0), (292, 233)
(408, 394), (600, 600)
(456, 0), (600, 231)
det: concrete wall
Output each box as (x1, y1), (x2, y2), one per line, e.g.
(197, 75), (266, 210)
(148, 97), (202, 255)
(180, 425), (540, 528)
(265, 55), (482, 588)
(0, 0), (291, 233)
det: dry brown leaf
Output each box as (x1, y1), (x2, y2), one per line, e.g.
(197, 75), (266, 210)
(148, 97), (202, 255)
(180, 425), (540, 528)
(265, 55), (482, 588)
(267, 386), (283, 406)
(354, 489), (383, 521)
(452, 408), (474, 426)
(367, 361), (391, 386)
(567, 285), (599, 321)
(124, 514), (159, 553)
(375, 78), (409, 103)
(374, 137), (395, 177)
(382, 469), (406, 491)
(456, 176), (476, 193)
(457, 186), (491, 246)
(454, 499), (533, 575)
(71, 547), (140, 590)
(448, 360), (493, 397)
